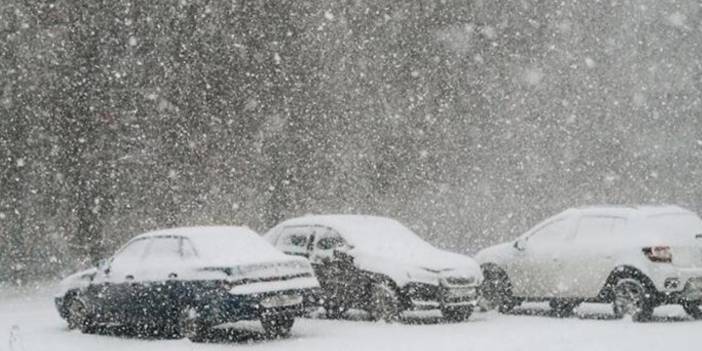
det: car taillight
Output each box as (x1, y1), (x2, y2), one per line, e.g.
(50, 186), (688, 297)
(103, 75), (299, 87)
(643, 246), (672, 263)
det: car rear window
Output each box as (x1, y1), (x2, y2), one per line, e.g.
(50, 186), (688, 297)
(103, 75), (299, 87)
(645, 214), (702, 236)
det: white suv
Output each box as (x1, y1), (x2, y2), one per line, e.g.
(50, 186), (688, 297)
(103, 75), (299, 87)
(476, 206), (702, 321)
(265, 215), (483, 322)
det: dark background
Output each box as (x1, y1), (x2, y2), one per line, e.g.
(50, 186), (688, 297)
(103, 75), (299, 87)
(2, 0), (701, 283)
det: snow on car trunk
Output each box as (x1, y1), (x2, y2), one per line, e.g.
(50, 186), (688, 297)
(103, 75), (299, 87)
(186, 226), (292, 266)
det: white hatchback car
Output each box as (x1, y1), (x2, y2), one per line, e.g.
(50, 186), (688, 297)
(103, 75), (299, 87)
(477, 206), (702, 321)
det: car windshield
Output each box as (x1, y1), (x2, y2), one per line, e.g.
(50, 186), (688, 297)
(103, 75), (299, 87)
(336, 218), (437, 258)
(186, 229), (285, 265)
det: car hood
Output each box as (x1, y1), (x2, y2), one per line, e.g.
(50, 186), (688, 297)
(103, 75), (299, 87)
(350, 247), (482, 287)
(475, 242), (514, 265)
(56, 267), (97, 297)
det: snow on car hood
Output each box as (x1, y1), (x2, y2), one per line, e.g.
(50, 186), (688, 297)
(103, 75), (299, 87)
(475, 242), (515, 266)
(350, 247), (482, 287)
(55, 267), (97, 297)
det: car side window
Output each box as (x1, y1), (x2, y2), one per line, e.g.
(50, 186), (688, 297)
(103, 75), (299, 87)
(314, 228), (346, 252)
(317, 235), (345, 251)
(276, 226), (313, 257)
(143, 236), (182, 264)
(110, 238), (151, 272)
(575, 216), (626, 243)
(181, 238), (198, 260)
(527, 219), (571, 247)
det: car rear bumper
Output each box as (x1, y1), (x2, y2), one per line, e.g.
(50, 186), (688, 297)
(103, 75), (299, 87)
(650, 266), (702, 302)
(200, 287), (320, 325)
(658, 277), (702, 303)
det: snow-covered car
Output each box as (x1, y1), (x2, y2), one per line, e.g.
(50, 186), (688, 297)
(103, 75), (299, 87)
(54, 226), (320, 340)
(477, 206), (702, 321)
(264, 215), (483, 321)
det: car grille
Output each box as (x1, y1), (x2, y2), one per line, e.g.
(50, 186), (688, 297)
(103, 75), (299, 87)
(404, 282), (477, 305)
(443, 276), (476, 286)
(405, 283), (441, 301)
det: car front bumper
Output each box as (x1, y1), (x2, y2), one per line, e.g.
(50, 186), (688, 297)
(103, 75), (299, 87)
(403, 283), (480, 310)
(54, 296), (68, 320)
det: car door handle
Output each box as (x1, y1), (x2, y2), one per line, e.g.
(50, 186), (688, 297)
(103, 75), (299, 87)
(125, 275), (134, 281)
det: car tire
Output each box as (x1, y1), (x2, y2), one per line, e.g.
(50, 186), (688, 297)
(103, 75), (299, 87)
(549, 300), (579, 318)
(480, 266), (519, 313)
(150, 322), (181, 339)
(367, 280), (401, 322)
(441, 306), (473, 322)
(178, 306), (210, 342)
(261, 315), (295, 338)
(323, 303), (347, 320)
(682, 302), (702, 320)
(612, 277), (655, 322)
(67, 298), (98, 334)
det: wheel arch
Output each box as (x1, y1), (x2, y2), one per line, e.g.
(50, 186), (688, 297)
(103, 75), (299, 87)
(480, 263), (511, 284)
(360, 270), (408, 309)
(598, 265), (657, 302)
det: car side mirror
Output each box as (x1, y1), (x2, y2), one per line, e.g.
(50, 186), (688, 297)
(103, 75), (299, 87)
(97, 258), (111, 274)
(513, 239), (527, 251)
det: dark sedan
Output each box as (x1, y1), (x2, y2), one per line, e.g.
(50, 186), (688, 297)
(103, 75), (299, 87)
(54, 226), (320, 341)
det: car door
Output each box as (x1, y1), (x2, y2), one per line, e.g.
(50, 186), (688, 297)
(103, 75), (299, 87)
(508, 218), (575, 298)
(91, 237), (152, 320)
(310, 227), (358, 305)
(557, 216), (626, 298)
(134, 235), (191, 322)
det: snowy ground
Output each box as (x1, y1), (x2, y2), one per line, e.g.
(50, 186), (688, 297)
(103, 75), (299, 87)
(1, 287), (700, 351)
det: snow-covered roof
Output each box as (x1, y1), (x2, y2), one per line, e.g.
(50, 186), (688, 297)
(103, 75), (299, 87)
(279, 214), (438, 250)
(133, 225), (257, 240)
(277, 215), (433, 246)
(131, 226), (288, 265)
(278, 214), (404, 233)
(568, 205), (693, 218)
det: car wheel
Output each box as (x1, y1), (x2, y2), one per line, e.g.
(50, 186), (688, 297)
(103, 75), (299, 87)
(682, 302), (702, 320)
(480, 266), (519, 313)
(178, 306), (209, 342)
(549, 300), (579, 318)
(67, 298), (97, 333)
(323, 302), (347, 319)
(612, 277), (654, 322)
(367, 280), (401, 322)
(441, 306), (473, 322)
(261, 315), (295, 338)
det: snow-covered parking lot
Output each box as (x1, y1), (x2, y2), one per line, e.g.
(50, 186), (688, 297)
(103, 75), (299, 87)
(2, 289), (700, 351)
